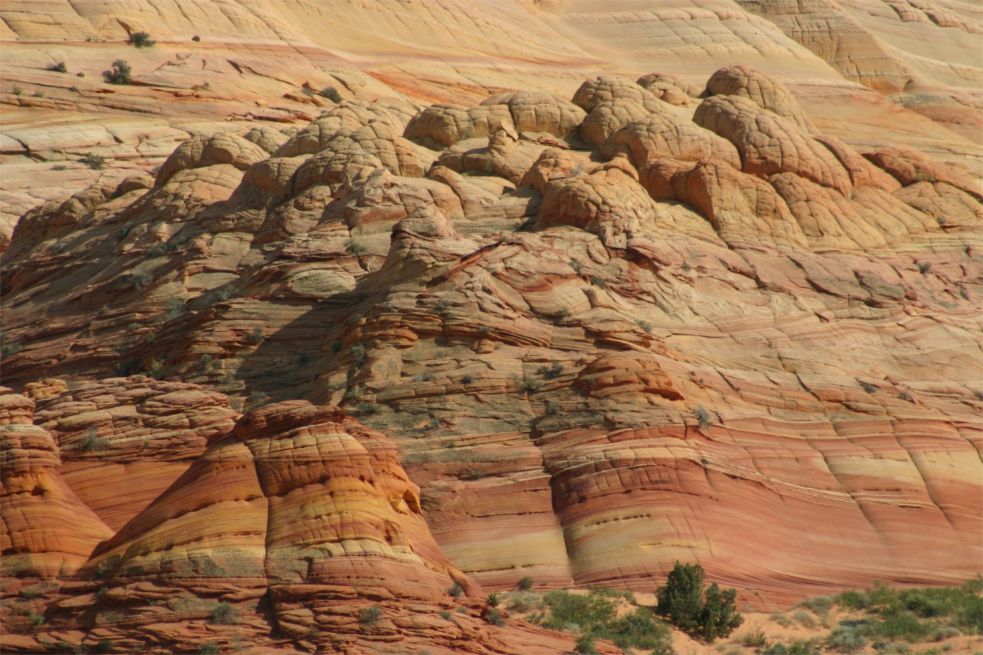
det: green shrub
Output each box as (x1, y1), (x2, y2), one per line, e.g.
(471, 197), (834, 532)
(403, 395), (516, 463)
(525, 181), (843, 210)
(656, 561), (742, 641)
(485, 608), (505, 626)
(742, 630), (768, 648)
(541, 591), (614, 632)
(518, 576), (534, 591)
(246, 326), (264, 344)
(79, 427), (108, 452)
(574, 633), (598, 654)
(793, 609), (816, 628)
(487, 592), (500, 607)
(867, 609), (932, 642)
(831, 581), (982, 639)
(319, 86), (341, 102)
(763, 640), (820, 655)
(606, 607), (672, 652)
(538, 363), (563, 379)
(48, 62), (67, 73)
(858, 381), (878, 395)
(835, 591), (871, 611)
(128, 31), (155, 47)
(103, 59), (132, 84)
(28, 610), (45, 627)
(94, 638), (114, 653)
(359, 605), (381, 626)
(656, 562), (705, 634)
(693, 407), (711, 429)
(197, 644), (219, 655)
(448, 582), (463, 598)
(80, 153), (106, 170)
(539, 591), (672, 654)
(699, 582), (743, 641)
(828, 625), (867, 652)
(210, 601), (237, 624)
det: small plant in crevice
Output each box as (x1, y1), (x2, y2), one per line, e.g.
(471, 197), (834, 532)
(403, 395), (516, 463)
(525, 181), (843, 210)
(350, 343), (367, 365)
(103, 59), (132, 84)
(319, 86), (342, 102)
(80, 152), (106, 170)
(917, 262), (932, 275)
(858, 380), (878, 394)
(246, 326), (265, 344)
(517, 576), (534, 591)
(359, 605), (382, 626)
(123, 265), (156, 291)
(898, 390), (913, 402)
(79, 426), (108, 452)
(487, 592), (500, 607)
(47, 62), (67, 73)
(127, 31), (155, 48)
(146, 358), (165, 380)
(210, 601), (237, 625)
(693, 406), (711, 429)
(163, 297), (185, 321)
(538, 363), (563, 380)
(353, 401), (378, 415)
(448, 582), (464, 598)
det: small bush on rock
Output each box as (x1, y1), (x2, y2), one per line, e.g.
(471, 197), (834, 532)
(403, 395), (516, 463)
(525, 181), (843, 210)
(319, 86), (342, 102)
(103, 59), (132, 84)
(128, 31), (155, 47)
(210, 601), (237, 624)
(359, 606), (381, 626)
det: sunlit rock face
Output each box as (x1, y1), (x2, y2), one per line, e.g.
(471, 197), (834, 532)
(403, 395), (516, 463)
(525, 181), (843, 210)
(1, 1), (981, 652)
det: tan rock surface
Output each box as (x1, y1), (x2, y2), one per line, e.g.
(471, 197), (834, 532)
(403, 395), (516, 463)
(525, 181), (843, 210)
(1, 3), (982, 653)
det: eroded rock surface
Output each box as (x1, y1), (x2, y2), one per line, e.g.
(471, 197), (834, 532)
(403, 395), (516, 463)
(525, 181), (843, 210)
(1, 6), (982, 652)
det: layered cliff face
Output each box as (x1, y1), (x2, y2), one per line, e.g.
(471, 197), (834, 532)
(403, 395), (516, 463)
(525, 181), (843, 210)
(4, 390), (580, 654)
(1, 2), (981, 654)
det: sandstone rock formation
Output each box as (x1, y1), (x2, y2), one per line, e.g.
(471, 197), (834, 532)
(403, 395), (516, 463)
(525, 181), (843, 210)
(1, 4), (982, 653)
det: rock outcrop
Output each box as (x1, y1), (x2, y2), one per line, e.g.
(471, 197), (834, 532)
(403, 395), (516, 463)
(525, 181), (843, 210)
(1, 5), (982, 653)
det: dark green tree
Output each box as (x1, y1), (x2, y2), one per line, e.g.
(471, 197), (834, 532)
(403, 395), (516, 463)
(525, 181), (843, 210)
(656, 561), (743, 642)
(699, 583), (743, 640)
(656, 561), (705, 634)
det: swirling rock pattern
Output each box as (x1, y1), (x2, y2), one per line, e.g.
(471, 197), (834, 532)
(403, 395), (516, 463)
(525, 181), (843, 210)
(1, 4), (982, 652)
